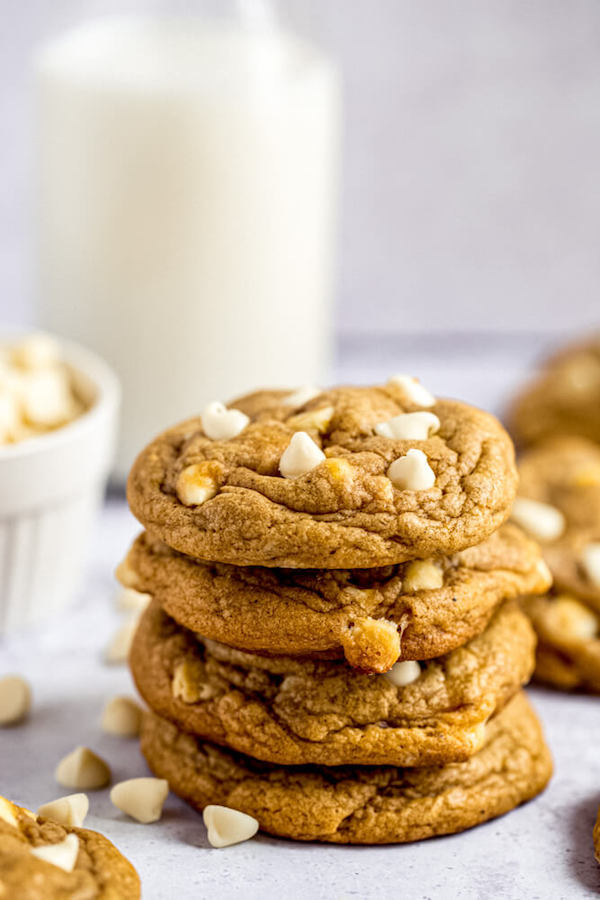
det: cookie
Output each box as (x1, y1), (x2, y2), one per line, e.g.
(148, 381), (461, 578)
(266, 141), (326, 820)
(131, 598), (535, 767)
(0, 796), (140, 899)
(515, 437), (600, 612)
(507, 335), (600, 447)
(127, 382), (518, 568)
(522, 594), (600, 692)
(122, 523), (548, 671)
(139, 691), (551, 844)
(594, 806), (600, 864)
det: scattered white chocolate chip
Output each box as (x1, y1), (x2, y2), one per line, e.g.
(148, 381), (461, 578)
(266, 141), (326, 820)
(110, 777), (169, 824)
(0, 796), (19, 827)
(384, 659), (421, 687)
(203, 805), (259, 848)
(30, 833), (79, 872)
(510, 498), (565, 542)
(55, 746), (111, 790)
(201, 401), (250, 440)
(37, 794), (89, 828)
(289, 405), (334, 433)
(546, 595), (598, 641)
(388, 374), (435, 407)
(115, 586), (151, 614)
(282, 385), (321, 407)
(402, 559), (444, 592)
(581, 543), (600, 590)
(387, 449), (435, 491)
(279, 431), (326, 479)
(104, 618), (138, 664)
(0, 674), (31, 726)
(375, 411), (440, 440)
(176, 464), (219, 507)
(11, 334), (61, 370)
(101, 696), (143, 737)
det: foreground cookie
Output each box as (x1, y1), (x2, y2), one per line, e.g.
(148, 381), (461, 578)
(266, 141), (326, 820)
(523, 594), (600, 692)
(127, 382), (517, 568)
(131, 599), (535, 767)
(140, 692), (551, 844)
(122, 523), (547, 670)
(508, 334), (600, 447)
(0, 796), (140, 899)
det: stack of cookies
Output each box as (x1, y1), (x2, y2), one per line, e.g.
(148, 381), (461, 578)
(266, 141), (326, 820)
(121, 377), (552, 844)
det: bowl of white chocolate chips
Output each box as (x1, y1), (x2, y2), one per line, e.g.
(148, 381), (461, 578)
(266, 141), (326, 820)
(0, 331), (120, 632)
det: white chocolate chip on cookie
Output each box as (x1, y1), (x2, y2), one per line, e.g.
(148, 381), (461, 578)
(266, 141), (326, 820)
(288, 405), (334, 433)
(388, 374), (435, 407)
(0, 797), (19, 826)
(110, 777), (169, 824)
(279, 431), (325, 479)
(375, 411), (440, 440)
(176, 463), (219, 507)
(115, 586), (151, 614)
(545, 595), (598, 640)
(203, 805), (259, 848)
(0, 674), (31, 726)
(384, 659), (421, 687)
(30, 833), (79, 872)
(55, 746), (111, 790)
(104, 618), (138, 664)
(101, 696), (143, 737)
(387, 449), (435, 490)
(37, 794), (89, 828)
(582, 543), (600, 590)
(402, 559), (444, 592)
(510, 498), (565, 542)
(283, 385), (321, 407)
(201, 401), (249, 440)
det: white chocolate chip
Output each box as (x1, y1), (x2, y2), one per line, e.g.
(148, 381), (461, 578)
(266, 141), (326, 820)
(289, 405), (334, 433)
(101, 696), (143, 737)
(203, 805), (259, 848)
(0, 390), (20, 442)
(282, 385), (321, 407)
(388, 374), (435, 407)
(0, 675), (31, 726)
(55, 746), (111, 790)
(110, 777), (169, 824)
(546, 595), (598, 641)
(37, 794), (89, 828)
(21, 369), (74, 428)
(581, 543), (600, 590)
(201, 401), (250, 440)
(176, 464), (219, 507)
(12, 334), (61, 370)
(104, 618), (138, 664)
(279, 431), (325, 479)
(387, 449), (435, 491)
(30, 833), (79, 872)
(510, 498), (565, 542)
(114, 558), (142, 591)
(375, 411), (440, 440)
(402, 559), (444, 592)
(384, 660), (421, 687)
(115, 586), (151, 614)
(0, 797), (19, 826)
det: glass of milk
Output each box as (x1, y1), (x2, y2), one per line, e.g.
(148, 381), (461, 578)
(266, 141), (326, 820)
(35, 11), (341, 480)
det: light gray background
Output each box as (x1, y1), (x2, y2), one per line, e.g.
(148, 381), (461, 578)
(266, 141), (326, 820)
(1, 0), (599, 336)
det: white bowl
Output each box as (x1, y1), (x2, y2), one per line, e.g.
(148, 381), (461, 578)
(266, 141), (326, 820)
(0, 332), (120, 632)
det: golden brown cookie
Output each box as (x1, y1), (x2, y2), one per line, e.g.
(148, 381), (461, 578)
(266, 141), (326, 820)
(131, 599), (535, 767)
(507, 335), (600, 447)
(122, 523), (549, 670)
(515, 437), (600, 613)
(0, 796), (140, 900)
(140, 691), (552, 844)
(594, 806), (600, 864)
(522, 593), (600, 692)
(127, 383), (518, 568)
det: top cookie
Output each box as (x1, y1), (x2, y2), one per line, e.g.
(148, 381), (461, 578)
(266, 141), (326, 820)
(507, 334), (600, 447)
(127, 379), (518, 568)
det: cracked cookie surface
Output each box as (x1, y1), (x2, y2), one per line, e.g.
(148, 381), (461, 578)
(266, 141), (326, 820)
(0, 797), (140, 900)
(131, 599), (535, 767)
(123, 523), (547, 669)
(127, 384), (518, 568)
(139, 691), (551, 844)
(508, 335), (600, 447)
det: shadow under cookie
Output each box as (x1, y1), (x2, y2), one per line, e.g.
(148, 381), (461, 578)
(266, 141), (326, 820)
(139, 691), (552, 845)
(131, 599), (536, 767)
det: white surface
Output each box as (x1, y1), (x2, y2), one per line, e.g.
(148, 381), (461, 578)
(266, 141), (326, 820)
(2, 341), (600, 899)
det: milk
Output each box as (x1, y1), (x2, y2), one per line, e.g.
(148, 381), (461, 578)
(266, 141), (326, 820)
(36, 18), (341, 479)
